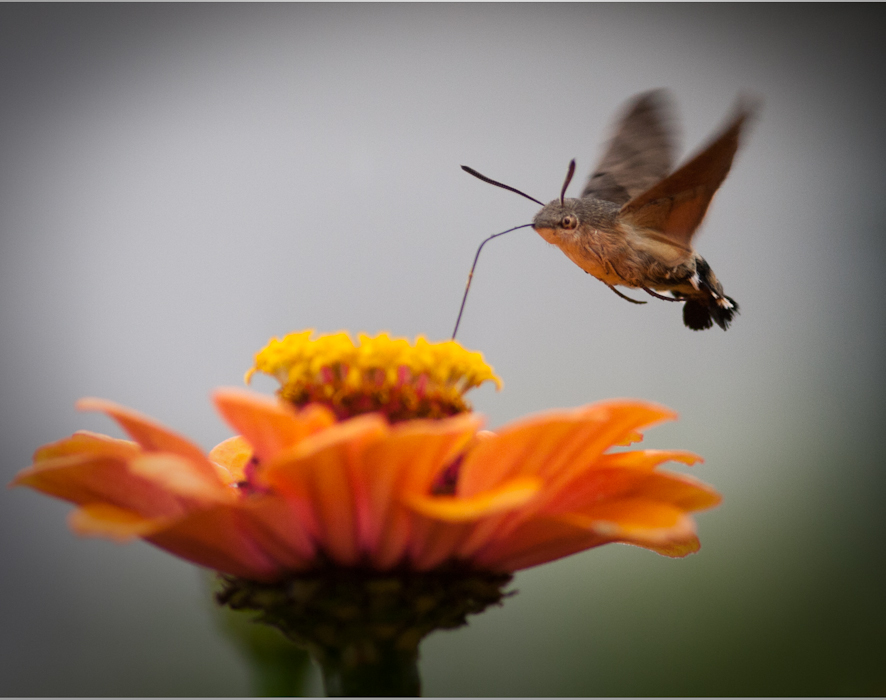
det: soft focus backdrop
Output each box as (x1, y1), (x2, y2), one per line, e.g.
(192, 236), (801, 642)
(2, 4), (884, 696)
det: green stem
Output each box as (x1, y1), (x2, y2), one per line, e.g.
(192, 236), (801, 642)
(249, 645), (313, 697)
(318, 642), (421, 697)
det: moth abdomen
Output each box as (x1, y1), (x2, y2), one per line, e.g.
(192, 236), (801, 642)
(679, 257), (738, 330)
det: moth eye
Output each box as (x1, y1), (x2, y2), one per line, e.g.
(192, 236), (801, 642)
(560, 214), (578, 230)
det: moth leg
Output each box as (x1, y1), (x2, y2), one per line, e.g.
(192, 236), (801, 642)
(643, 287), (683, 302)
(606, 283), (647, 305)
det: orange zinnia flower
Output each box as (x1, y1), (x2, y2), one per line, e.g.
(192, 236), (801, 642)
(12, 331), (719, 581)
(11, 330), (721, 695)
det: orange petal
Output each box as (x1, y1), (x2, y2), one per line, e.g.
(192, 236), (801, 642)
(211, 388), (336, 463)
(31, 430), (139, 463)
(407, 519), (474, 571)
(472, 516), (612, 572)
(615, 429), (644, 446)
(630, 471), (721, 511)
(146, 504), (283, 582)
(458, 401), (676, 500)
(69, 503), (172, 541)
(401, 476), (542, 570)
(12, 450), (185, 518)
(358, 414), (481, 567)
(127, 453), (236, 506)
(593, 449), (703, 471)
(544, 468), (721, 516)
(208, 435), (253, 485)
(236, 494), (317, 570)
(477, 494), (705, 570)
(262, 414), (389, 566)
(558, 498), (698, 546)
(638, 535), (701, 558)
(404, 476), (541, 522)
(75, 398), (221, 484)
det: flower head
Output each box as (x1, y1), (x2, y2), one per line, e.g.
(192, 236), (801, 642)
(12, 331), (718, 580)
(246, 330), (501, 422)
(11, 331), (721, 689)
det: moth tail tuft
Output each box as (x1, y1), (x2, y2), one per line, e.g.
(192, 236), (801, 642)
(682, 294), (738, 331)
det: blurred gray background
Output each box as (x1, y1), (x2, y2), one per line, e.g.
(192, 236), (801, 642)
(2, 4), (884, 696)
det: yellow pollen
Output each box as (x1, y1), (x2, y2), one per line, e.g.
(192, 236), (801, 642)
(246, 330), (502, 421)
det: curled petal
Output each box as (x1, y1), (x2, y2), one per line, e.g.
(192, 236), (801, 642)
(558, 499), (699, 549)
(615, 430), (644, 446)
(593, 449), (703, 471)
(642, 536), (701, 558)
(404, 476), (542, 522)
(208, 435), (253, 485)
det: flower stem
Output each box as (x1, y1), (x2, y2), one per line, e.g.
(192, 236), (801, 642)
(318, 642), (421, 697)
(250, 648), (313, 697)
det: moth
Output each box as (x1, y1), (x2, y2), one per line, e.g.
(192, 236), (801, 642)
(461, 90), (755, 332)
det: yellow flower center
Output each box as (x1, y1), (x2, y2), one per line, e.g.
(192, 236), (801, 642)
(245, 330), (502, 421)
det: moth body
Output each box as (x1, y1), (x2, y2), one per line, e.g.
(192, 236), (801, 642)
(533, 197), (696, 289)
(530, 90), (752, 330)
(460, 89), (754, 332)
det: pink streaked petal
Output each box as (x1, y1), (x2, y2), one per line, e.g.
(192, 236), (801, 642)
(472, 516), (612, 572)
(212, 388), (336, 463)
(69, 503), (173, 542)
(358, 414), (481, 559)
(146, 504), (283, 582)
(235, 495), (317, 571)
(452, 511), (515, 562)
(75, 398), (221, 485)
(408, 519), (473, 571)
(262, 414), (389, 567)
(369, 513), (413, 571)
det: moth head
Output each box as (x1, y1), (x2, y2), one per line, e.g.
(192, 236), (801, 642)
(532, 199), (582, 240)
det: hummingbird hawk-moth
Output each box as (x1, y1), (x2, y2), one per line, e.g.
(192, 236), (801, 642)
(457, 90), (755, 335)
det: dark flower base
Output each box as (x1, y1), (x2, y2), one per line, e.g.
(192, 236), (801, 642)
(216, 565), (514, 696)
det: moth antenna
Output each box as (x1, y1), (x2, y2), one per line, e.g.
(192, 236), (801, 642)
(461, 165), (545, 206)
(560, 159), (576, 206)
(452, 223), (535, 340)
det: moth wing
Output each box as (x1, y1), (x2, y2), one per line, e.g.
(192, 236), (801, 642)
(619, 100), (755, 249)
(581, 89), (677, 206)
